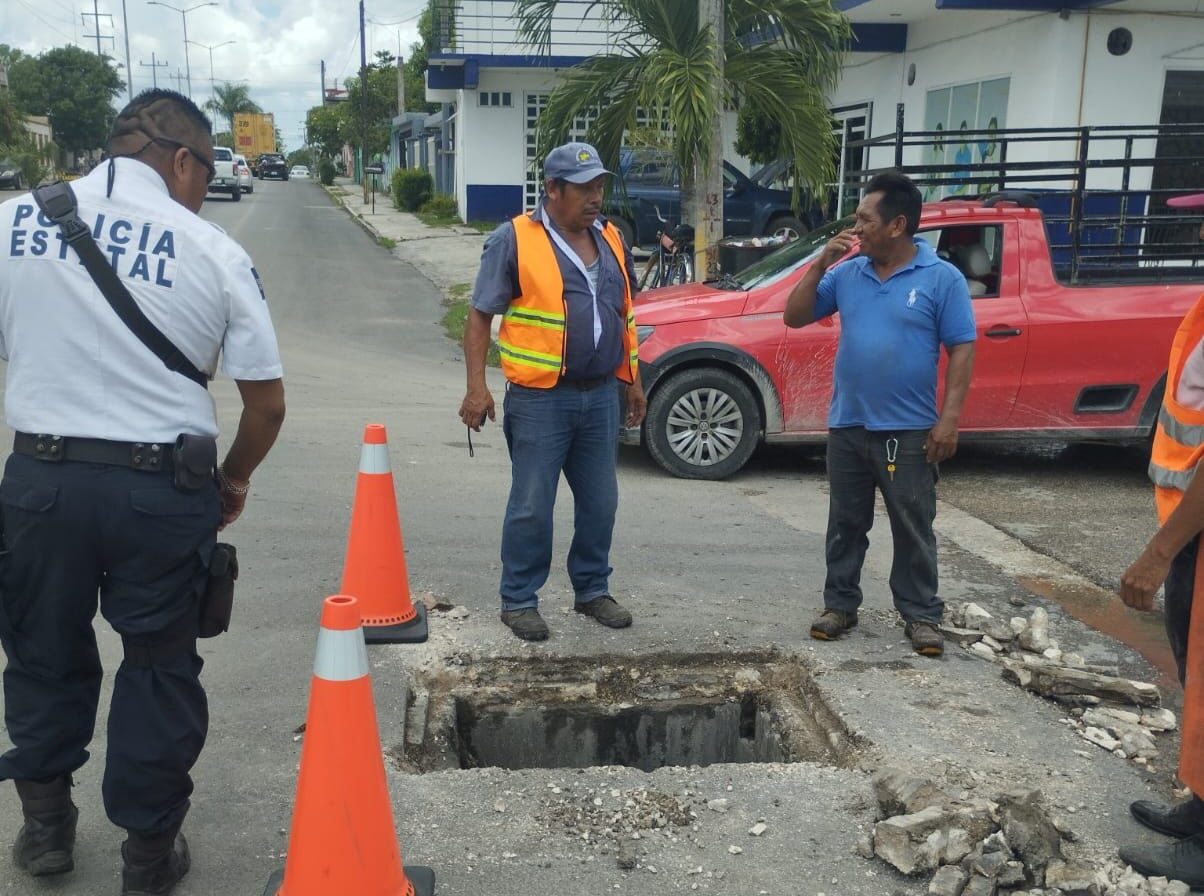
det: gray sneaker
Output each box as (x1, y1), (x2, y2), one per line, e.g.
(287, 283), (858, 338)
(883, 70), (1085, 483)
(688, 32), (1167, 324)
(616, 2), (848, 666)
(810, 609), (858, 641)
(905, 621), (944, 657)
(500, 607), (549, 641)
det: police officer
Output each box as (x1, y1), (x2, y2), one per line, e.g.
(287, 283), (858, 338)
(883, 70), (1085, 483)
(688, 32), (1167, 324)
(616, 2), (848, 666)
(0, 89), (285, 894)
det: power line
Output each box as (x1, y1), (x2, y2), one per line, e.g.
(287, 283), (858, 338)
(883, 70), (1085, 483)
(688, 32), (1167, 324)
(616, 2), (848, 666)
(13, 0), (76, 41)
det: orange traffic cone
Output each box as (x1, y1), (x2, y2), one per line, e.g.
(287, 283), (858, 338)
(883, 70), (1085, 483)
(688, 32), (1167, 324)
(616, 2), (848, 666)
(263, 595), (435, 896)
(341, 423), (428, 644)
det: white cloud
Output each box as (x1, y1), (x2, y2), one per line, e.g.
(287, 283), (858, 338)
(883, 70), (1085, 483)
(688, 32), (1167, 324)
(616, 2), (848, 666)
(2, 0), (425, 151)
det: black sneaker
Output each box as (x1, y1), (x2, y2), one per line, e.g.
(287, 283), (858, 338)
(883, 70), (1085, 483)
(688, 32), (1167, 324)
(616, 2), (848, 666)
(121, 832), (190, 896)
(574, 596), (632, 629)
(12, 804), (78, 876)
(1120, 831), (1204, 888)
(1131, 799), (1204, 839)
(810, 609), (858, 641)
(500, 607), (549, 641)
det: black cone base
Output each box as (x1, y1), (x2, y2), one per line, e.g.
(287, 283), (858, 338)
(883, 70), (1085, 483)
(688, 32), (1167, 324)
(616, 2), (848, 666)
(364, 603), (429, 644)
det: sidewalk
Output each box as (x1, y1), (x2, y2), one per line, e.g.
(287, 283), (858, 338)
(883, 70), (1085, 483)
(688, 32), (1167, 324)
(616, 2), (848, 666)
(327, 177), (490, 300)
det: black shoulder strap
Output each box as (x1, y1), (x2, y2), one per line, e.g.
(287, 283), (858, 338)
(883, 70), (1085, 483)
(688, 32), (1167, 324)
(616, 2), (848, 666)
(32, 182), (208, 389)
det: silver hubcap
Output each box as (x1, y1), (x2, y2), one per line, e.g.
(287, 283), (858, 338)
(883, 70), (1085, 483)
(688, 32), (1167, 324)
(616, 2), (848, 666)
(666, 387), (744, 467)
(773, 225), (800, 242)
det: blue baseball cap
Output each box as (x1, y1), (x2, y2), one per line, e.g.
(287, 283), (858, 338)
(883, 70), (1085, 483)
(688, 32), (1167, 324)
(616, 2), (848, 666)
(544, 141), (613, 184)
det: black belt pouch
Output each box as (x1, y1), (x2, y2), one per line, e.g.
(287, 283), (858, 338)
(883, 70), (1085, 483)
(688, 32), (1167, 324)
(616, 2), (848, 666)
(199, 543), (238, 638)
(173, 434), (217, 493)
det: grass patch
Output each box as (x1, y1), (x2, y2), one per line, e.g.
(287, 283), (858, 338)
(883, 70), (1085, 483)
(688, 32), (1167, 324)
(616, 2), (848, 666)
(417, 209), (462, 228)
(466, 220), (500, 234)
(441, 282), (499, 367)
(377, 236), (397, 250)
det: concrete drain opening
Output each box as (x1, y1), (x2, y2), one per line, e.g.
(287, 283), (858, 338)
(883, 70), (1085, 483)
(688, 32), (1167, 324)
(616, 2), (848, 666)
(400, 651), (861, 773)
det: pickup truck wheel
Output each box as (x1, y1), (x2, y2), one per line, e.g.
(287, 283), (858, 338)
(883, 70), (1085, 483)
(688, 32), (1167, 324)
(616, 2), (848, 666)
(768, 215), (807, 243)
(231, 187), (241, 202)
(645, 368), (760, 479)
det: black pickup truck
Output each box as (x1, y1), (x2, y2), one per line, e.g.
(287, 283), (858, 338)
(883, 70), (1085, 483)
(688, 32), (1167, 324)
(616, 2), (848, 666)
(257, 153), (289, 181)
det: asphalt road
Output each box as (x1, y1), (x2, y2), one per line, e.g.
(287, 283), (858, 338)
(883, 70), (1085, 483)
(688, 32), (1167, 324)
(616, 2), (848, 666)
(739, 437), (1158, 596)
(0, 177), (1175, 896)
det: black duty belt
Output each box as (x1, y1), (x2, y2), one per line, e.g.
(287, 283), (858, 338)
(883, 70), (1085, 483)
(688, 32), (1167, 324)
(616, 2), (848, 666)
(13, 432), (174, 471)
(560, 376), (609, 390)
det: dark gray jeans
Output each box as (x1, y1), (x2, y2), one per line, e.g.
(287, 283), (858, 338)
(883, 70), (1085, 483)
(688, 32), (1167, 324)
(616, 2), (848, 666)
(823, 426), (942, 624)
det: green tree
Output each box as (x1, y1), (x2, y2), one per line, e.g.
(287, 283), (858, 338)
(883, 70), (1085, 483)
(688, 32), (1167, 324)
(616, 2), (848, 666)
(402, 1), (449, 114)
(203, 82), (262, 137)
(341, 50), (399, 159)
(7, 45), (123, 154)
(305, 103), (344, 159)
(0, 89), (26, 147)
(287, 147), (314, 168)
(515, 0), (849, 206)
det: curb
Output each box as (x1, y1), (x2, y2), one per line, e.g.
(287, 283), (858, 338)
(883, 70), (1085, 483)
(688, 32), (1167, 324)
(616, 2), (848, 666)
(323, 184), (386, 244)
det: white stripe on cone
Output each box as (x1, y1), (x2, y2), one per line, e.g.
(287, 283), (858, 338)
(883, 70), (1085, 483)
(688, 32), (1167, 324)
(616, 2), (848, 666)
(313, 628), (370, 681)
(358, 443), (391, 475)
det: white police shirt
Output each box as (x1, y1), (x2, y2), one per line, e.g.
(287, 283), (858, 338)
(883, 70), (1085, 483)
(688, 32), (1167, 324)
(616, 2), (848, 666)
(0, 157), (283, 442)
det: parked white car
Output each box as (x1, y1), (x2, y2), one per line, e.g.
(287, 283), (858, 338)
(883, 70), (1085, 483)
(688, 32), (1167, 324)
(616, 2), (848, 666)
(235, 154), (253, 194)
(289, 165), (310, 179)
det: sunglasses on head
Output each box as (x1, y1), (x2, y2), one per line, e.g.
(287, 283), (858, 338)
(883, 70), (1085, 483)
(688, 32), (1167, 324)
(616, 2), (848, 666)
(149, 136), (217, 184)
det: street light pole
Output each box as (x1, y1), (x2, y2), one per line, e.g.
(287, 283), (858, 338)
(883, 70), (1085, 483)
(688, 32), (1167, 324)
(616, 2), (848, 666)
(146, 0), (218, 99)
(187, 39), (235, 112)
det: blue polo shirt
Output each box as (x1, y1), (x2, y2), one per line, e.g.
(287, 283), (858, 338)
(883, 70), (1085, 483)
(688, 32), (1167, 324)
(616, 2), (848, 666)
(814, 238), (976, 431)
(471, 209), (637, 380)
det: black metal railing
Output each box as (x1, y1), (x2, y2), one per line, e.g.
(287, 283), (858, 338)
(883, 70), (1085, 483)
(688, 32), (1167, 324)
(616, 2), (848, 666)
(841, 106), (1204, 283)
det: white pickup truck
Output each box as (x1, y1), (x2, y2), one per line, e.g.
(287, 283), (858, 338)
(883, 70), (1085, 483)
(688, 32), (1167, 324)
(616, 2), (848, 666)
(207, 146), (241, 202)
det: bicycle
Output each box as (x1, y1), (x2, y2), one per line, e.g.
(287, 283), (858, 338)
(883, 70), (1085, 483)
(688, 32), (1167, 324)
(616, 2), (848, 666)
(637, 206), (695, 290)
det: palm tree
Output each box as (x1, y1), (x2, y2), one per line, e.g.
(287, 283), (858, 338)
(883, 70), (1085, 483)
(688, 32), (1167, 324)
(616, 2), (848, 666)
(204, 82), (262, 138)
(515, 0), (850, 224)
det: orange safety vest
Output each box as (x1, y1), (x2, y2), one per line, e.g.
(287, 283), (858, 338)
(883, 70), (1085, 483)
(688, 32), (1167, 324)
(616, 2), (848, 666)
(1150, 292), (1204, 795)
(497, 213), (638, 389)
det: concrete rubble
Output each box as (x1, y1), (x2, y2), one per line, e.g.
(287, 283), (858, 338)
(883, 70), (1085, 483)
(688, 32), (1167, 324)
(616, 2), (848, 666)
(873, 770), (1192, 896)
(944, 602), (1175, 769)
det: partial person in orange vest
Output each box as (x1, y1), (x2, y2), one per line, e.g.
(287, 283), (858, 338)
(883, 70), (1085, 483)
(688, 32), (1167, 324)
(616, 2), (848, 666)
(458, 141), (645, 642)
(1118, 194), (1204, 885)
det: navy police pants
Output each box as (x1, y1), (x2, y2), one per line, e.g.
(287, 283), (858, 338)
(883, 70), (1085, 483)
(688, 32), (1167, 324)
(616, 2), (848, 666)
(0, 453), (218, 836)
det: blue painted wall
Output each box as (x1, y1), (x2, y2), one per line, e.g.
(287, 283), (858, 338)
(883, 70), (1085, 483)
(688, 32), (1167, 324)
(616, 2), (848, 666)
(467, 185), (524, 222)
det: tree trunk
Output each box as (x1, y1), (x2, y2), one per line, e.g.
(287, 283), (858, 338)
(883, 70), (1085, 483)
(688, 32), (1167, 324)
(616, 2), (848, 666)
(692, 0), (724, 282)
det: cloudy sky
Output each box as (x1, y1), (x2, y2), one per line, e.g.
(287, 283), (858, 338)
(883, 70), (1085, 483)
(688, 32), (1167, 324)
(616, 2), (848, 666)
(3, 0), (426, 151)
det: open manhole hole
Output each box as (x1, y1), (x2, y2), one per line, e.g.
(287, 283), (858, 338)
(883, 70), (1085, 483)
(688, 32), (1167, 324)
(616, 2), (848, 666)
(398, 651), (860, 773)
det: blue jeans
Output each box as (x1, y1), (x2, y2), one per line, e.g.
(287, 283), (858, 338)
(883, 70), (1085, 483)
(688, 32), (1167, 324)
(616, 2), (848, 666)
(823, 426), (942, 625)
(500, 380), (620, 611)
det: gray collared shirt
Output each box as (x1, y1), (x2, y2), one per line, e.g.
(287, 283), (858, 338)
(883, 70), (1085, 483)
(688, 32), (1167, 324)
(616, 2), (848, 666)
(470, 206), (637, 380)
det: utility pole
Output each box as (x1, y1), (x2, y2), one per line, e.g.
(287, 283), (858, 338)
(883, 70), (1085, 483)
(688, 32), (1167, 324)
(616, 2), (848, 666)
(168, 68), (187, 93)
(81, 5), (115, 57)
(121, 0), (134, 99)
(140, 53), (168, 88)
(694, 0), (724, 282)
(396, 54), (405, 113)
(320, 59), (326, 105)
(359, 0), (370, 203)
(146, 1), (218, 100)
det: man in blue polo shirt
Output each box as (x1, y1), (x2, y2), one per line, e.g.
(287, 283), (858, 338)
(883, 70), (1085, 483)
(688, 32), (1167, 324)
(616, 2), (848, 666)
(784, 170), (976, 657)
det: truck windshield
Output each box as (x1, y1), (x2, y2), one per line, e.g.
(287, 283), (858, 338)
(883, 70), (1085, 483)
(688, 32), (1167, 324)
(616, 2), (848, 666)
(734, 216), (855, 290)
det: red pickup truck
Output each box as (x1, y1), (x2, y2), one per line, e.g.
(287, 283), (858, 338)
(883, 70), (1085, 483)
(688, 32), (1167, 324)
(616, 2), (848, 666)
(625, 196), (1204, 479)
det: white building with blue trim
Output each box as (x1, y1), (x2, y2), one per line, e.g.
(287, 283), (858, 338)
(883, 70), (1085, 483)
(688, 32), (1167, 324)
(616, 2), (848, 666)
(424, 0), (1204, 223)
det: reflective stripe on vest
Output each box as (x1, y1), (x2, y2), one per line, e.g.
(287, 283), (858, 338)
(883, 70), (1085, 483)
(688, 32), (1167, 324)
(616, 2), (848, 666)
(1151, 292), (1204, 523)
(499, 213), (637, 389)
